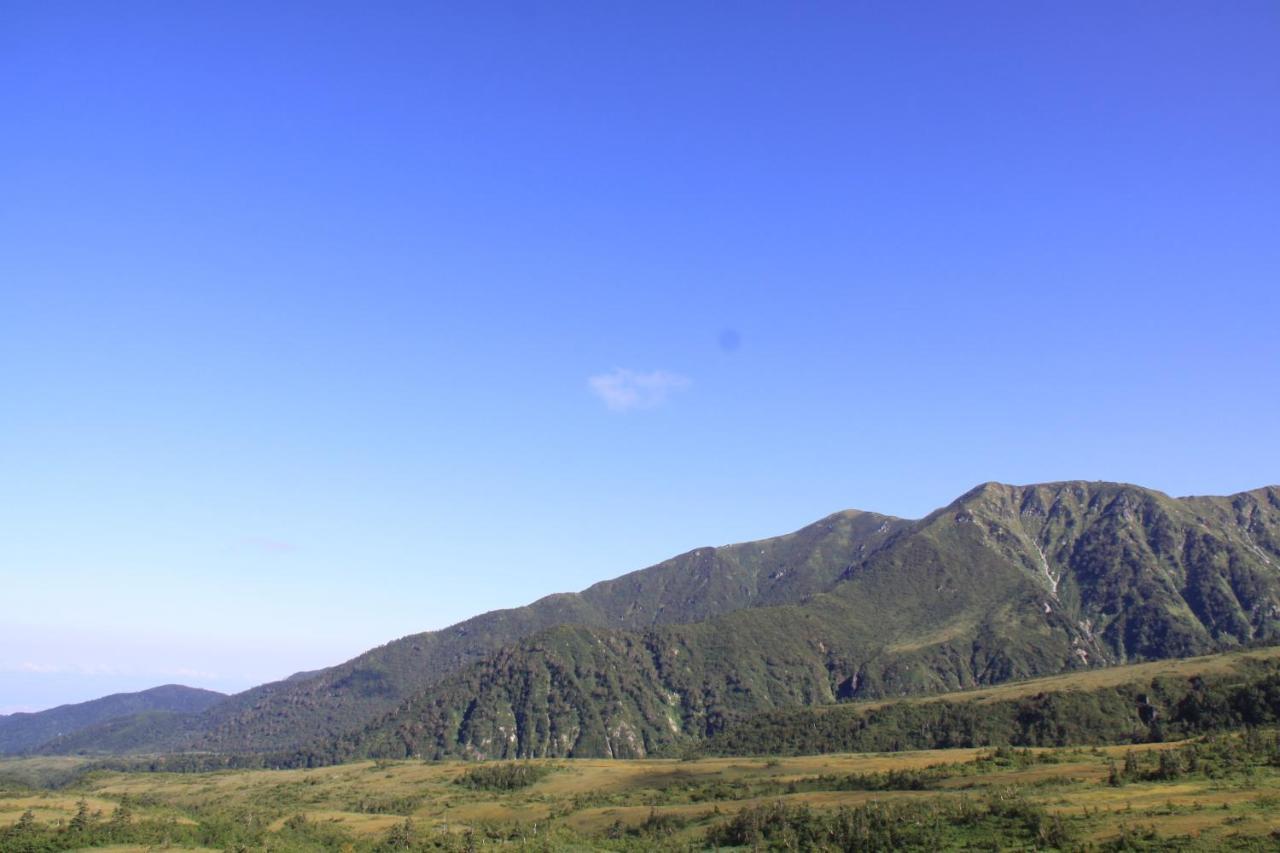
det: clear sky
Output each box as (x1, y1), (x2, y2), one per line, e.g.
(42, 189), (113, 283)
(2, 2), (1277, 713)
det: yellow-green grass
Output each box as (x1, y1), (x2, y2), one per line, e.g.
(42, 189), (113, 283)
(7, 648), (1280, 848)
(842, 644), (1280, 714)
(63, 848), (222, 853)
(0, 794), (121, 826)
(4, 738), (1275, 848)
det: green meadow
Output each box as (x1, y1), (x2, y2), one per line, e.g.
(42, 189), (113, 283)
(7, 647), (1280, 850)
(4, 732), (1280, 850)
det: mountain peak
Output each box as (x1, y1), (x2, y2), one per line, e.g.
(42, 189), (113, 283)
(27, 479), (1280, 761)
(0, 684), (226, 756)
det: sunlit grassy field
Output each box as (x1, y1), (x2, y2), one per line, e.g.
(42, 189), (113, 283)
(6, 648), (1280, 849)
(4, 733), (1280, 850)
(841, 645), (1280, 714)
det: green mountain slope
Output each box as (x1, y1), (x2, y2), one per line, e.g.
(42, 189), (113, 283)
(34, 480), (1280, 759)
(186, 509), (908, 752)
(311, 482), (1280, 760)
(33, 710), (203, 755)
(701, 645), (1280, 756)
(0, 685), (225, 755)
(338, 644), (1280, 763)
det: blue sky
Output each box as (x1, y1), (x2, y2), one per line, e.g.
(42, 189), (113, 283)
(2, 2), (1277, 712)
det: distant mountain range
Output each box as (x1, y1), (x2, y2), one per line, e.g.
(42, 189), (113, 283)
(0, 685), (224, 755)
(7, 481), (1279, 761)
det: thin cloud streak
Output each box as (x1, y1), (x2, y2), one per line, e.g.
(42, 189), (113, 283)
(242, 536), (298, 553)
(1, 661), (219, 680)
(587, 368), (691, 412)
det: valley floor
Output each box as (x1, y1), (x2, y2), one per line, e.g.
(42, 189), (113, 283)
(4, 733), (1280, 850)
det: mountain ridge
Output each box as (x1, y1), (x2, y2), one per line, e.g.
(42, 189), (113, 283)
(180, 506), (910, 753)
(308, 480), (1280, 760)
(0, 684), (225, 755)
(25, 480), (1280, 759)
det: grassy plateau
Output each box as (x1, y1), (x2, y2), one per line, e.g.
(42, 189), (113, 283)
(3, 737), (1280, 850)
(6, 647), (1280, 850)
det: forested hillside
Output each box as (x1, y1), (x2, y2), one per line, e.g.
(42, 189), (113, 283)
(0, 686), (224, 755)
(309, 482), (1280, 760)
(31, 481), (1280, 759)
(183, 509), (910, 752)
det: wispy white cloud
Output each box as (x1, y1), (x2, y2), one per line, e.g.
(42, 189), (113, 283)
(587, 368), (691, 412)
(1, 661), (219, 680)
(11, 662), (64, 674)
(242, 536), (297, 553)
(4, 661), (124, 676)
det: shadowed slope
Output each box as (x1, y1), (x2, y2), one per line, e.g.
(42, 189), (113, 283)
(0, 685), (225, 755)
